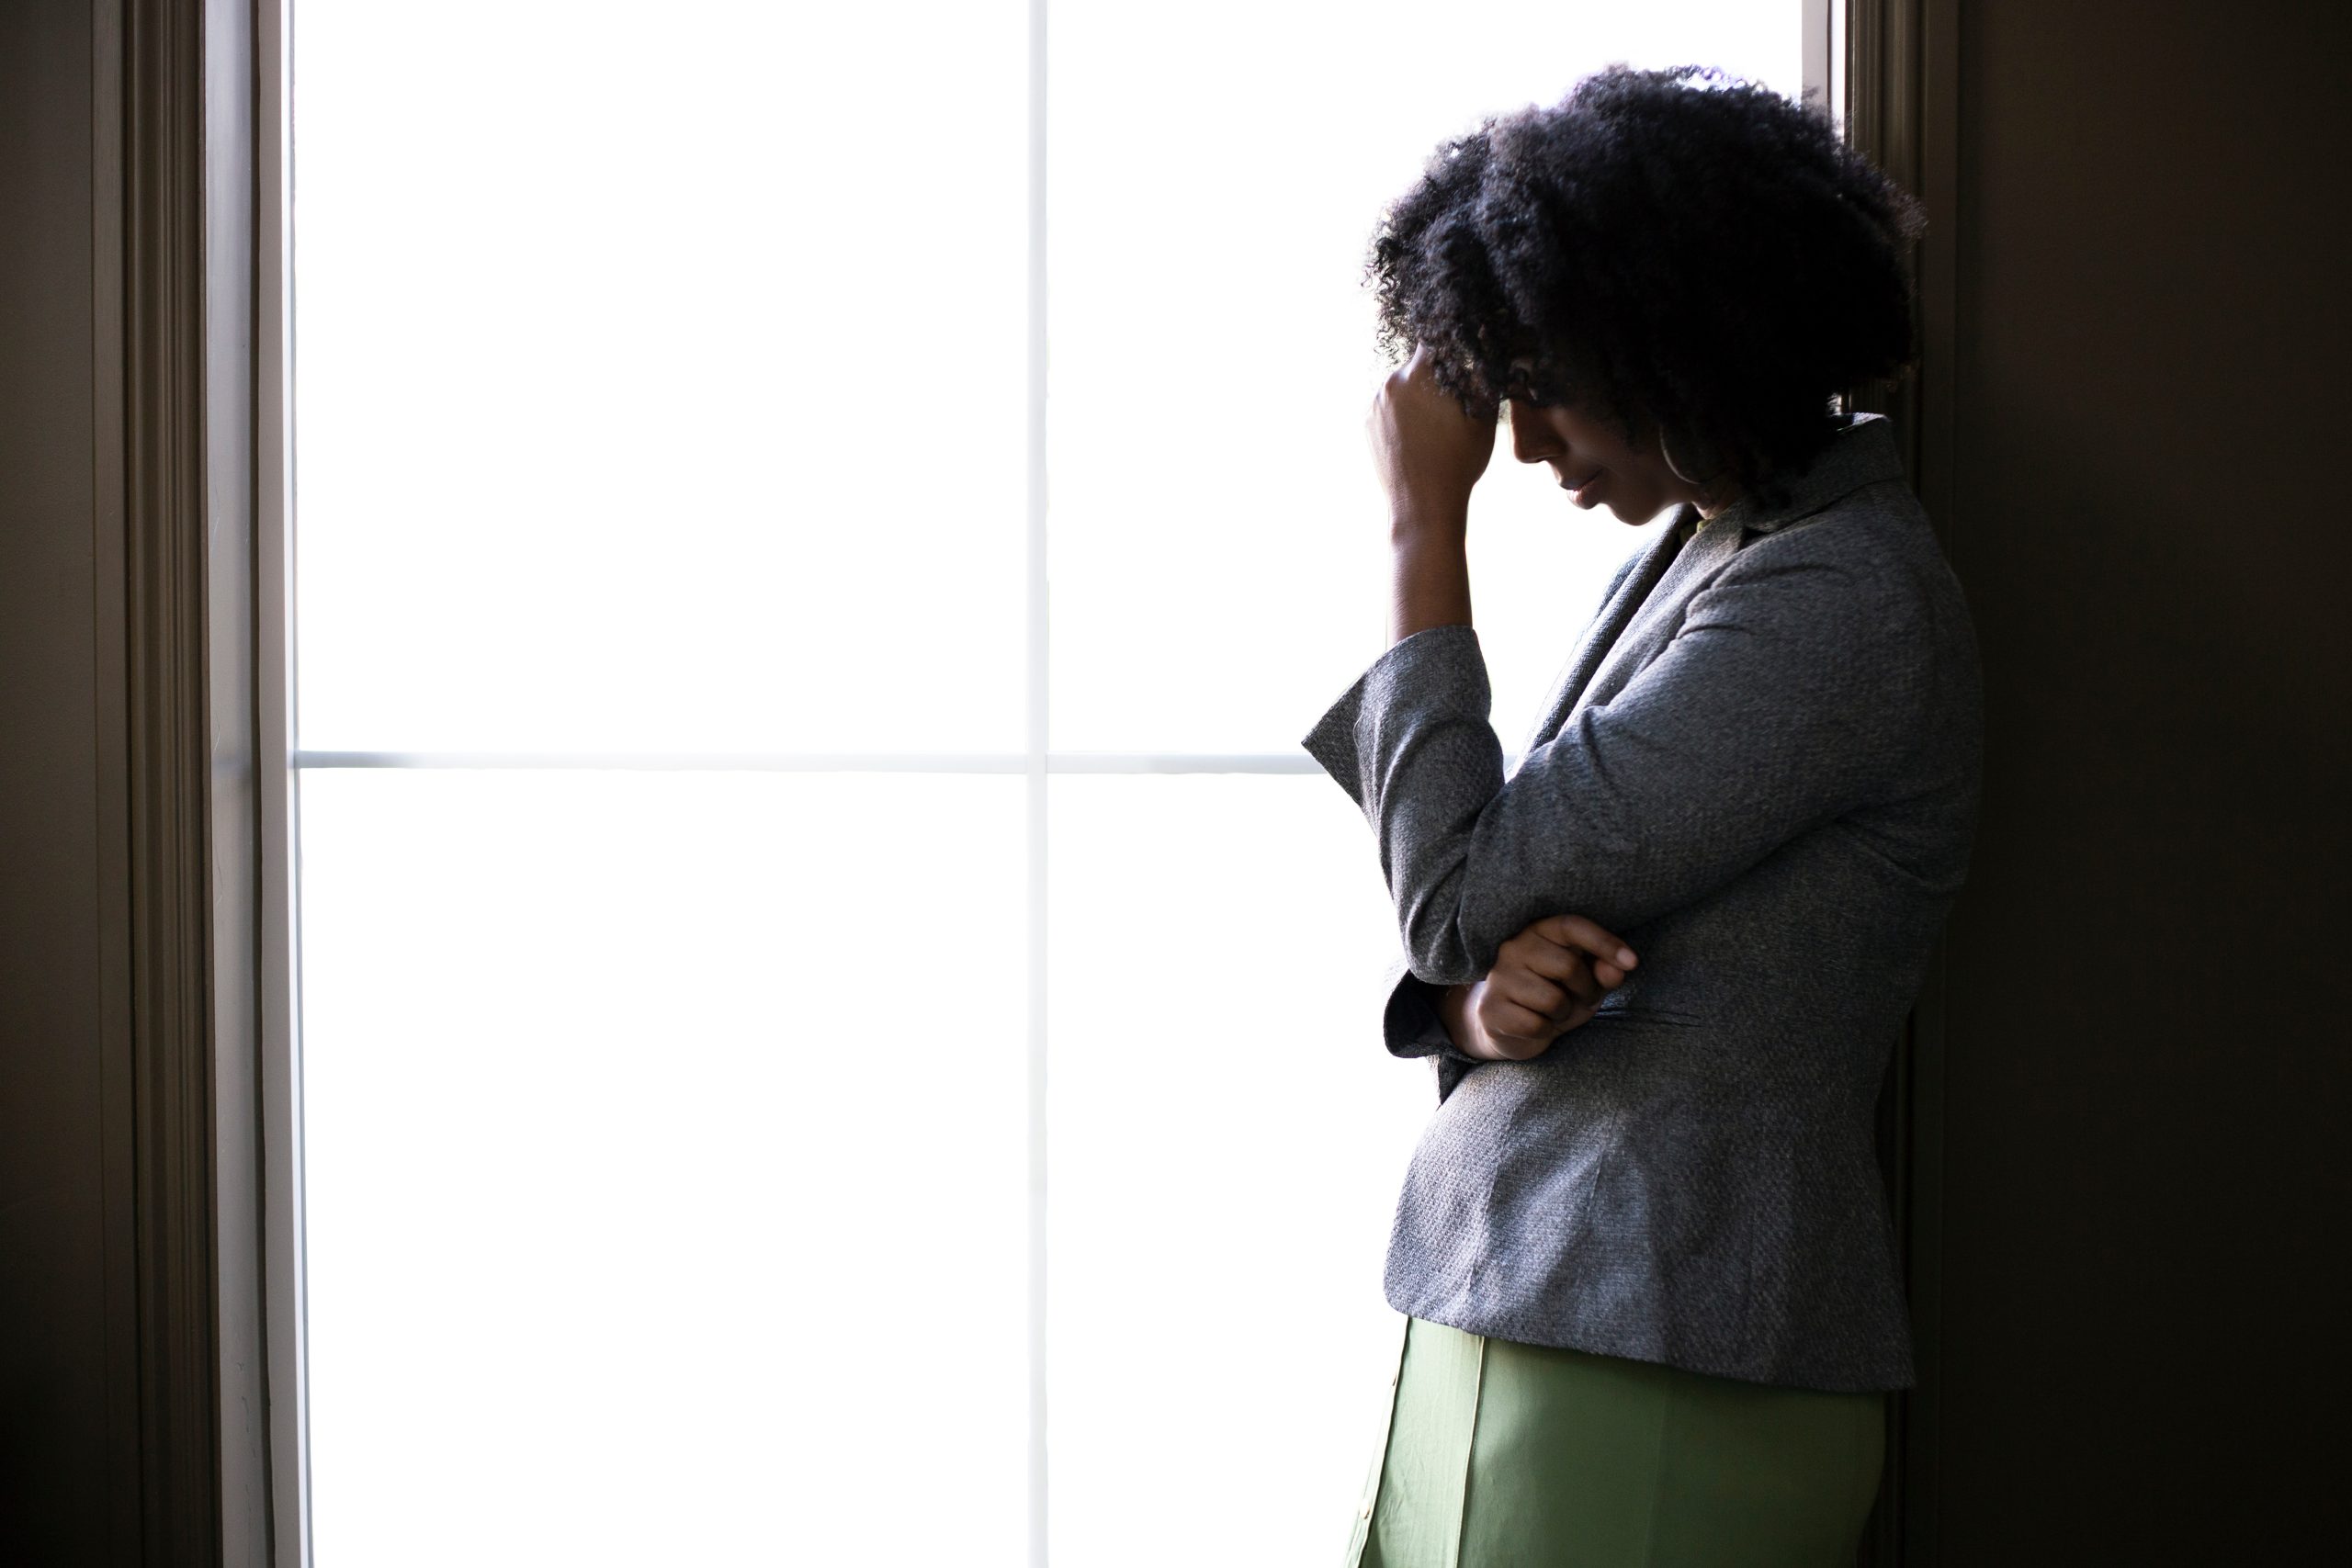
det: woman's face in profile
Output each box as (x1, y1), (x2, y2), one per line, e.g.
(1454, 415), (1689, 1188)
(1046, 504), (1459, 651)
(1504, 393), (1690, 527)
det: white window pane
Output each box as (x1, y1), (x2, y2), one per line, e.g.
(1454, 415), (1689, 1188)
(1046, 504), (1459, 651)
(299, 770), (1027, 1566)
(1046, 774), (1433, 1566)
(1047, 2), (1805, 754)
(293, 1), (1030, 754)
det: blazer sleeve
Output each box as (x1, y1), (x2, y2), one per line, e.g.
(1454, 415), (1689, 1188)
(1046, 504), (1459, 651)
(1375, 953), (1485, 1100)
(1300, 549), (1921, 987)
(1378, 953), (1481, 1057)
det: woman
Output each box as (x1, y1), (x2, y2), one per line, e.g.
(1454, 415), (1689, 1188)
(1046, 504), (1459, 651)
(1300, 66), (1982, 1566)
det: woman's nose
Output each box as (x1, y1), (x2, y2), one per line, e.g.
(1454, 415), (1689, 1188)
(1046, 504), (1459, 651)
(1508, 400), (1559, 463)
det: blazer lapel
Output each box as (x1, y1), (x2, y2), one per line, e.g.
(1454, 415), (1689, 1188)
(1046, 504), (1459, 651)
(1515, 415), (1911, 762)
(1572, 513), (1755, 718)
(1518, 504), (1698, 758)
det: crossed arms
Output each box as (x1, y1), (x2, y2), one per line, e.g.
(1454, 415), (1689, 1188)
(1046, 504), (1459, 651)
(1303, 551), (1917, 1060)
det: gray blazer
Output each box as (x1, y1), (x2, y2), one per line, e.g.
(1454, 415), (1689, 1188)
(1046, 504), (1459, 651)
(1302, 412), (1981, 1391)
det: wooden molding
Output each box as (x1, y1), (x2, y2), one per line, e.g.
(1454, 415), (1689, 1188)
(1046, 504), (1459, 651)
(1848, 3), (1926, 1564)
(1847, 4), (1960, 1564)
(119, 0), (227, 1558)
(1845, 0), (1925, 479)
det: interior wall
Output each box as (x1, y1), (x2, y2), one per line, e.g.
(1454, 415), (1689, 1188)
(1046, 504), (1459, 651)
(1930, 0), (2350, 1558)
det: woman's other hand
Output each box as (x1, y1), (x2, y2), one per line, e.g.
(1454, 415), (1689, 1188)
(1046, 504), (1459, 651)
(1369, 343), (1498, 532)
(1438, 915), (1639, 1063)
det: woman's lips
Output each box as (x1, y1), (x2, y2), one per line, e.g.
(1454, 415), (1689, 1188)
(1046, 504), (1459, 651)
(1561, 468), (1605, 506)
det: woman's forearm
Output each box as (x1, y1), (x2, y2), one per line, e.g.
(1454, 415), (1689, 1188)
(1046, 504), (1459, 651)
(1389, 518), (1474, 645)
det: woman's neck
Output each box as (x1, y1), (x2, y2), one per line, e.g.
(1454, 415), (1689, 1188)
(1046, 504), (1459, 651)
(1692, 480), (1742, 522)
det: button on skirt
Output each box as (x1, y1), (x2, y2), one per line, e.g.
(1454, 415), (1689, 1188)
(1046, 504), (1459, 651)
(1341, 1316), (1885, 1568)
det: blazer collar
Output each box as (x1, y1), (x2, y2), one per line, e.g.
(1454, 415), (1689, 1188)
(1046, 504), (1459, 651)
(1518, 414), (1906, 758)
(1692, 412), (1906, 538)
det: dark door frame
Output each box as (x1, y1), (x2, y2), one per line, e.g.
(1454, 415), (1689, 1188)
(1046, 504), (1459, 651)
(104, 0), (249, 1562)
(1846, 1), (1959, 1562)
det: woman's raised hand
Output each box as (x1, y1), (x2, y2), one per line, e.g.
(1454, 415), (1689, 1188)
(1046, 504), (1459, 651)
(1439, 915), (1640, 1063)
(1368, 343), (1499, 529)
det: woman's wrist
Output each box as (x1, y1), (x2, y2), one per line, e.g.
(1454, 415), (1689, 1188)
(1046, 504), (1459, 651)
(1388, 499), (1470, 540)
(1436, 981), (1489, 1060)
(1389, 529), (1475, 644)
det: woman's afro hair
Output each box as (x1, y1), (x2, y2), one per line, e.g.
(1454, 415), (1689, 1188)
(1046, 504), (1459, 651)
(1366, 64), (1927, 506)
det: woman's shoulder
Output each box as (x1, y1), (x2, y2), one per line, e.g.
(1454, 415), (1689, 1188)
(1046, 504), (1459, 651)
(1732, 477), (1962, 622)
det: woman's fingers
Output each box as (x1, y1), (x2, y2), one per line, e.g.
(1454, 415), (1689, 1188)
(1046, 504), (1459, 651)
(1492, 966), (1575, 1021)
(1480, 990), (1599, 1058)
(1532, 913), (1638, 971)
(1550, 998), (1598, 1033)
(1478, 914), (1643, 1055)
(1498, 942), (1607, 1010)
(1485, 1037), (1548, 1062)
(1522, 918), (1635, 992)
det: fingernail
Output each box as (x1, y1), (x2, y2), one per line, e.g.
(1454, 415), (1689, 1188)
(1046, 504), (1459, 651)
(1616, 947), (1636, 966)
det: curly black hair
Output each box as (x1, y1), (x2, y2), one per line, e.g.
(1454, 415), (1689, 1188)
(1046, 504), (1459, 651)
(1366, 64), (1927, 508)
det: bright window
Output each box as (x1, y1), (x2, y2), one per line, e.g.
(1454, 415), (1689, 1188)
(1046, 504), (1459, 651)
(287, 4), (1814, 1563)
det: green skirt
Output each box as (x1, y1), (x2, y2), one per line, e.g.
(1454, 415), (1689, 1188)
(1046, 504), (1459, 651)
(1343, 1316), (1885, 1568)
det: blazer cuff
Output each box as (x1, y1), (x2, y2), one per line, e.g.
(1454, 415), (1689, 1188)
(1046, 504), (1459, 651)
(1382, 959), (1484, 1068)
(1299, 623), (1490, 807)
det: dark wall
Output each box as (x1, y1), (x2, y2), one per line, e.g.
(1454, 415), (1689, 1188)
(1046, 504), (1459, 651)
(1931, 0), (2350, 1558)
(0, 1), (137, 1562)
